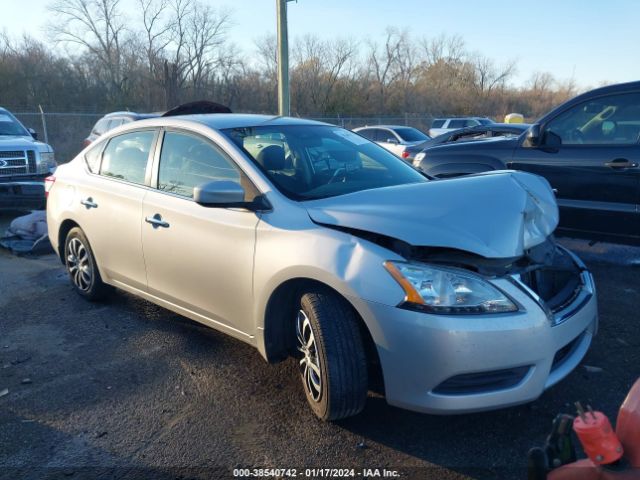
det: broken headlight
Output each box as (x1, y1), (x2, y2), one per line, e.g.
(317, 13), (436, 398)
(384, 261), (518, 314)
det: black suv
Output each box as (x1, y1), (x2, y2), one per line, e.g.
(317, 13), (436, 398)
(414, 81), (640, 245)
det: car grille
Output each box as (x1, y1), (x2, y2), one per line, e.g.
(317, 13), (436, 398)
(433, 366), (531, 395)
(0, 150), (35, 176)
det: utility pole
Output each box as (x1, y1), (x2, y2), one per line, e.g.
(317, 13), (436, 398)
(276, 0), (292, 116)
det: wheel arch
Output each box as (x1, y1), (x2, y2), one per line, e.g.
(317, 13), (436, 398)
(57, 219), (81, 264)
(261, 277), (381, 383)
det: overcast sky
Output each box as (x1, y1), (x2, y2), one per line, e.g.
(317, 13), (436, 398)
(2, 0), (638, 88)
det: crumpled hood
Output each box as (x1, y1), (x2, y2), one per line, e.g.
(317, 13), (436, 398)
(305, 170), (559, 259)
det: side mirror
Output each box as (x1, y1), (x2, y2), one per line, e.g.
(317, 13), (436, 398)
(523, 124), (541, 147)
(28, 128), (38, 140)
(544, 131), (562, 149)
(194, 180), (245, 206)
(386, 137), (399, 145)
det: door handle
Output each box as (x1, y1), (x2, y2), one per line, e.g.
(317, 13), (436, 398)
(80, 197), (98, 209)
(604, 158), (638, 169)
(145, 214), (170, 229)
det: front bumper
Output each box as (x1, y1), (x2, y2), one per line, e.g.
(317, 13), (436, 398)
(0, 176), (46, 210)
(349, 252), (597, 414)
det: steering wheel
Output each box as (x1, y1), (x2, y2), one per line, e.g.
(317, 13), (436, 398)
(328, 167), (346, 184)
(571, 129), (585, 144)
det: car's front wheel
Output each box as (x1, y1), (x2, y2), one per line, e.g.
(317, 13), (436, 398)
(64, 227), (109, 301)
(296, 290), (368, 421)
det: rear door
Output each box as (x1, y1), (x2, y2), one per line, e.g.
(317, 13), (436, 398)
(509, 92), (640, 241)
(74, 129), (157, 290)
(141, 129), (261, 336)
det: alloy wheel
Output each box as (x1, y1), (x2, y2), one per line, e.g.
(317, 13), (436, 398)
(296, 309), (322, 402)
(66, 237), (92, 292)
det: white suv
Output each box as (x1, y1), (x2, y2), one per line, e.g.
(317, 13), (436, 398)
(429, 117), (493, 137)
(352, 125), (429, 159)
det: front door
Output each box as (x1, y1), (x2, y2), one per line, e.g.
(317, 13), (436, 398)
(509, 92), (640, 241)
(141, 130), (261, 336)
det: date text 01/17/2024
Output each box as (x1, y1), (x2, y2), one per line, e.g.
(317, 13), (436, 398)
(232, 468), (401, 478)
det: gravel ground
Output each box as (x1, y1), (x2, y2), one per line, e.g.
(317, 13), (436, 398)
(1, 211), (639, 480)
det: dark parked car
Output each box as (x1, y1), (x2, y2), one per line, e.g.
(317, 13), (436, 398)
(403, 123), (530, 164)
(84, 111), (159, 147)
(414, 81), (640, 245)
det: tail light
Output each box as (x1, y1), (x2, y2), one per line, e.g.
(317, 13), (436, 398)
(401, 150), (410, 159)
(83, 139), (92, 148)
(44, 175), (56, 197)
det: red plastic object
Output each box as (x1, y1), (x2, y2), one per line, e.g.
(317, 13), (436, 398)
(548, 377), (640, 479)
(617, 378), (640, 468)
(573, 411), (623, 465)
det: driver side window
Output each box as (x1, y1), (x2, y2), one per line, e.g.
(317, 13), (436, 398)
(546, 93), (640, 146)
(157, 131), (257, 201)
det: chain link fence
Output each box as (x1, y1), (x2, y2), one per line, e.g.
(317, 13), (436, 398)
(309, 114), (435, 132)
(11, 111), (436, 164)
(13, 112), (103, 164)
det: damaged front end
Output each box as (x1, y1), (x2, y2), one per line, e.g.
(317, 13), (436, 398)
(322, 222), (592, 325)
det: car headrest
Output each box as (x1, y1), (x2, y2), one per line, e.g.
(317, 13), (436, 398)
(256, 145), (286, 171)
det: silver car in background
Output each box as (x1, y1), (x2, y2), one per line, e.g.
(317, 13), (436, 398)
(46, 114), (598, 420)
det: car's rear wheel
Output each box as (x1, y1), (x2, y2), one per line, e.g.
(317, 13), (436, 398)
(296, 290), (368, 421)
(64, 227), (109, 301)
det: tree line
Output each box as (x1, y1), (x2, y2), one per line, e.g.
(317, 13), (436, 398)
(0, 0), (583, 120)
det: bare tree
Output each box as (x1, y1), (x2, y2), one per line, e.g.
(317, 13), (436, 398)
(422, 33), (466, 66)
(367, 27), (403, 112)
(47, 0), (130, 100)
(472, 55), (517, 95)
(292, 36), (357, 113)
(184, 2), (230, 95)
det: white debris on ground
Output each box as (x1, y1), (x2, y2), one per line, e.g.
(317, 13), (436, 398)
(0, 210), (52, 255)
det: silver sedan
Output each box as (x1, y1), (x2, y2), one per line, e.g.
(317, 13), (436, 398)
(46, 114), (598, 420)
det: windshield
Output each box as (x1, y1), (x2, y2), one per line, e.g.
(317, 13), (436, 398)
(222, 125), (427, 200)
(0, 112), (29, 136)
(393, 127), (430, 142)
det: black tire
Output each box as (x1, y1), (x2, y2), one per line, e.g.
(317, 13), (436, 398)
(296, 289), (368, 421)
(64, 227), (110, 301)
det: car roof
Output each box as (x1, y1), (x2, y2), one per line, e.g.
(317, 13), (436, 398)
(131, 113), (332, 130)
(102, 111), (160, 119)
(354, 125), (415, 130)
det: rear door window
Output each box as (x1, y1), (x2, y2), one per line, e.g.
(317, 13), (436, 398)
(100, 130), (155, 185)
(448, 120), (466, 129)
(356, 129), (376, 141)
(374, 129), (393, 142)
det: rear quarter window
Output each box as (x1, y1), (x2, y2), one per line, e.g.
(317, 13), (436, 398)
(431, 119), (445, 128)
(84, 142), (104, 173)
